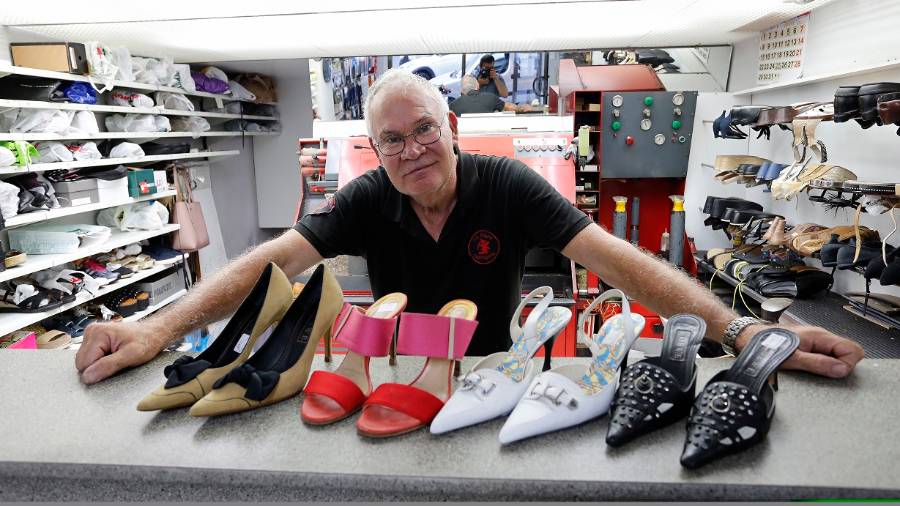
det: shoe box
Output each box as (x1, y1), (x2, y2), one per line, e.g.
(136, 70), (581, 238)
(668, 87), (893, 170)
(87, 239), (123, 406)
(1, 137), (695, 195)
(136, 269), (183, 306)
(127, 169), (157, 197)
(53, 177), (129, 207)
(10, 42), (89, 74)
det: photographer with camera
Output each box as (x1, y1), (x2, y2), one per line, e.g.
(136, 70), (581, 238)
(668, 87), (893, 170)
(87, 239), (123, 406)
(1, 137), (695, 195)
(449, 76), (513, 115)
(474, 54), (509, 98)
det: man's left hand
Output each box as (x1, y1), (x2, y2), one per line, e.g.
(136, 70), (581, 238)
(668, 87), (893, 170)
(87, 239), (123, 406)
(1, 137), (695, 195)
(737, 323), (864, 378)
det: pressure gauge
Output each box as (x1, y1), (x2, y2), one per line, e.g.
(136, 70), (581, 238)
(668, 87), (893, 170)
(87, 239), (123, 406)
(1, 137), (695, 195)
(612, 95), (624, 107)
(654, 133), (666, 145)
(672, 93), (685, 106)
(640, 118), (652, 131)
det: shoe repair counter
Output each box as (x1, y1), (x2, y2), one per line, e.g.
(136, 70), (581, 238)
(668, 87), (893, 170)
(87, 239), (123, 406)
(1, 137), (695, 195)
(0, 352), (897, 501)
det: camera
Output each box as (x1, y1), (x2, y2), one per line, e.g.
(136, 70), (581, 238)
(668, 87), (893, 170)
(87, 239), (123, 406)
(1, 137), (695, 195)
(478, 68), (492, 80)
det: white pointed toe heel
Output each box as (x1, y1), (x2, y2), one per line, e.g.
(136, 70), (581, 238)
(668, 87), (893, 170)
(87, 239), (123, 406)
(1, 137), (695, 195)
(430, 286), (571, 435)
(498, 289), (645, 444)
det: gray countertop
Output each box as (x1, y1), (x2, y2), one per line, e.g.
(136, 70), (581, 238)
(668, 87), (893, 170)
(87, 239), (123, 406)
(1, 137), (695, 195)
(0, 352), (897, 501)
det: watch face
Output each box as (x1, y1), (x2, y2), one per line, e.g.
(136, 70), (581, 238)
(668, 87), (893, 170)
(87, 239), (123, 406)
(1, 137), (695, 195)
(640, 118), (652, 130)
(654, 133), (666, 145)
(672, 93), (684, 105)
(612, 94), (624, 107)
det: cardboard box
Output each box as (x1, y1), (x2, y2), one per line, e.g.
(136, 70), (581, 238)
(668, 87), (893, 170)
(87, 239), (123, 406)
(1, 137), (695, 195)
(57, 189), (99, 207)
(153, 170), (169, 192)
(10, 42), (88, 74)
(136, 270), (183, 306)
(588, 103), (602, 111)
(53, 179), (97, 193)
(97, 177), (129, 201)
(127, 169), (157, 197)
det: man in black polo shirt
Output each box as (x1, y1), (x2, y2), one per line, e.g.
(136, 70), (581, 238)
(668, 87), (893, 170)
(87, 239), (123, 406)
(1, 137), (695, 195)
(76, 70), (863, 384)
(450, 76), (507, 116)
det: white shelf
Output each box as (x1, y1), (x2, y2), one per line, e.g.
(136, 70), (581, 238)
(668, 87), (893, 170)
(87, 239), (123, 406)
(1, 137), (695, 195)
(0, 259), (183, 336)
(0, 99), (278, 122)
(0, 223), (180, 284)
(0, 63), (278, 106)
(732, 59), (900, 96)
(0, 150), (240, 175)
(122, 288), (187, 323)
(0, 131), (277, 142)
(4, 190), (177, 229)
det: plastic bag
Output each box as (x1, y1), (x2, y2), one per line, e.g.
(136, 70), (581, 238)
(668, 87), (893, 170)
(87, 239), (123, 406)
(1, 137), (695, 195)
(12, 109), (72, 133)
(0, 109), (17, 132)
(0, 141), (38, 165)
(0, 180), (19, 218)
(154, 92), (194, 111)
(111, 46), (133, 82)
(84, 41), (118, 93)
(66, 141), (102, 161)
(68, 111), (100, 135)
(228, 80), (256, 101)
(168, 64), (196, 92)
(131, 56), (172, 86)
(105, 114), (155, 132)
(0, 147), (16, 167)
(109, 142), (145, 158)
(111, 90), (154, 108)
(62, 82), (97, 104)
(171, 116), (210, 136)
(35, 141), (74, 163)
(192, 72), (229, 94)
(98, 201), (168, 231)
(201, 66), (229, 82)
(154, 115), (172, 132)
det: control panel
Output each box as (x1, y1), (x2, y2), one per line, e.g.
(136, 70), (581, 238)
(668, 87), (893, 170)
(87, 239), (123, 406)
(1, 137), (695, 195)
(512, 137), (569, 160)
(600, 91), (697, 178)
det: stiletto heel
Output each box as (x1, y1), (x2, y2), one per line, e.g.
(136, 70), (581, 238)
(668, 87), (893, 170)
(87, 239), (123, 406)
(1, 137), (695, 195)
(137, 262), (294, 412)
(389, 331), (397, 366)
(541, 336), (555, 372)
(430, 287), (571, 435)
(324, 324), (333, 363)
(189, 264), (344, 417)
(300, 293), (407, 425)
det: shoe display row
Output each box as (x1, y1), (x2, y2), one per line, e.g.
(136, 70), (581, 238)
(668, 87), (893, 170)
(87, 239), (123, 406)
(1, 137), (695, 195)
(136, 262), (800, 469)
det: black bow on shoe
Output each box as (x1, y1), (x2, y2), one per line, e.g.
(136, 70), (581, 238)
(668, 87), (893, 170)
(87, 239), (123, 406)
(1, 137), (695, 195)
(212, 363), (280, 401)
(164, 355), (212, 388)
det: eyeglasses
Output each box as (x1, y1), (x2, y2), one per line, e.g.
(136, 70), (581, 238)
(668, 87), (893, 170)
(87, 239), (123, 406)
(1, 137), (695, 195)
(374, 119), (444, 156)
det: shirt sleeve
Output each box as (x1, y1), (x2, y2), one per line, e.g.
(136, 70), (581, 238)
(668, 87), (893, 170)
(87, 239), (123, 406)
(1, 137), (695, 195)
(293, 174), (376, 258)
(511, 161), (592, 251)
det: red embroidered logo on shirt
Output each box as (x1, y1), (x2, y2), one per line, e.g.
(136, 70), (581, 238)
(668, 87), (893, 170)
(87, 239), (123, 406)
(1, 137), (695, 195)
(468, 229), (500, 265)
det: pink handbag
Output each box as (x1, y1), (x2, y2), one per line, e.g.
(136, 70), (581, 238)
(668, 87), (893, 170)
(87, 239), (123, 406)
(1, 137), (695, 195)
(171, 167), (210, 252)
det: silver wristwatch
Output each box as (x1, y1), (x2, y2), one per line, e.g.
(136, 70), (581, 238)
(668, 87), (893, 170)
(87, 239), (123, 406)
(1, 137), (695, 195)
(722, 317), (760, 356)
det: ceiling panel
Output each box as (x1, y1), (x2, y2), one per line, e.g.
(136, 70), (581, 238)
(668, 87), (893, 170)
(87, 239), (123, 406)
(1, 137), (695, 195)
(3, 0), (836, 62)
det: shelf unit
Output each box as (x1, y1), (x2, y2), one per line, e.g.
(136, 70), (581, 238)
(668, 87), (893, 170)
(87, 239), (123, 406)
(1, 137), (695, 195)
(4, 190), (176, 228)
(0, 150), (239, 175)
(0, 59), (282, 344)
(0, 258), (182, 336)
(731, 59), (900, 96)
(0, 224), (180, 284)
(122, 288), (188, 323)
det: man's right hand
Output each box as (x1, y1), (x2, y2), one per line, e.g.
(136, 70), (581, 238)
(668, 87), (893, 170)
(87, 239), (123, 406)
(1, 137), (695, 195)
(75, 320), (169, 385)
